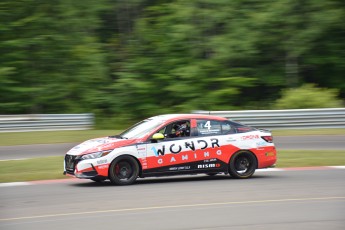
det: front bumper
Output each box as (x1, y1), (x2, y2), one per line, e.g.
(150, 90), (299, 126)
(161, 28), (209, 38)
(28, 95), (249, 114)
(64, 154), (108, 179)
(63, 169), (99, 179)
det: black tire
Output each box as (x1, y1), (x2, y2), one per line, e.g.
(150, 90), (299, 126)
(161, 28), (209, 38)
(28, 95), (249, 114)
(109, 156), (139, 185)
(229, 151), (257, 179)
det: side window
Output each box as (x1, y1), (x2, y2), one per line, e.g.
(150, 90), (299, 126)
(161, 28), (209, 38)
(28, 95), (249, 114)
(157, 126), (166, 134)
(196, 120), (222, 136)
(157, 120), (191, 138)
(220, 120), (235, 134)
(196, 120), (236, 136)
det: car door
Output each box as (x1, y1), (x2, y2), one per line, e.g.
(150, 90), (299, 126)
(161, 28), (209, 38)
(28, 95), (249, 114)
(143, 119), (198, 176)
(191, 119), (238, 172)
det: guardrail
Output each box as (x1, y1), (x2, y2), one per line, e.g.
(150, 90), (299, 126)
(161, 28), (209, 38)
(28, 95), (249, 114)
(193, 108), (345, 129)
(1, 109), (345, 132)
(0, 114), (94, 132)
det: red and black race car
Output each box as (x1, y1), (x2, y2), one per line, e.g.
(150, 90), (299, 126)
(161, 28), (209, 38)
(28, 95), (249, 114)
(64, 114), (277, 185)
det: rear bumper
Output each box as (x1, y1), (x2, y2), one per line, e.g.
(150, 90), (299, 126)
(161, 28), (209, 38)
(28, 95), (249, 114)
(256, 146), (277, 168)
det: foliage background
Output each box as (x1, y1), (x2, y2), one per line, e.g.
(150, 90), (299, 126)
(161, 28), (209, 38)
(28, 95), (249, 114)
(1, 0), (344, 128)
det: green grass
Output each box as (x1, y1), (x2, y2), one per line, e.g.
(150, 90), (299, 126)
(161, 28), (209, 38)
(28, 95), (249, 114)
(0, 130), (121, 146)
(272, 128), (345, 136)
(0, 156), (65, 183)
(277, 150), (345, 167)
(0, 150), (344, 183)
(1, 128), (344, 146)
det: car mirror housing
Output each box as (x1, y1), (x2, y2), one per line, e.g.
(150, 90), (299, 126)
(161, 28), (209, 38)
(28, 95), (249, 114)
(151, 133), (165, 140)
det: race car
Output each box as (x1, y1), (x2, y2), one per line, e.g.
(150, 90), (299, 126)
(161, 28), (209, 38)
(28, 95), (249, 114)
(64, 114), (277, 185)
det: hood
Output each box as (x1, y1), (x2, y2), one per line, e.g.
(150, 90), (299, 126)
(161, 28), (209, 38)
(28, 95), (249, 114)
(66, 136), (137, 156)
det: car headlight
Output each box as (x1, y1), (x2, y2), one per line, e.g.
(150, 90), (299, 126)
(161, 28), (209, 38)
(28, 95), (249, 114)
(81, 150), (112, 160)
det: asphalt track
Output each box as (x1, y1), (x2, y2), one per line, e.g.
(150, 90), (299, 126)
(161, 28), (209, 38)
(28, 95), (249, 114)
(0, 135), (344, 160)
(1, 168), (345, 230)
(1, 135), (344, 229)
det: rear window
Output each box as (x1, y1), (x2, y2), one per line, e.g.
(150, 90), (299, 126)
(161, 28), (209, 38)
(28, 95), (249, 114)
(230, 121), (256, 133)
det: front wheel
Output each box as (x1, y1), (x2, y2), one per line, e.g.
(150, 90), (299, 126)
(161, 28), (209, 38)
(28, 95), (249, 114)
(229, 151), (257, 179)
(109, 156), (139, 185)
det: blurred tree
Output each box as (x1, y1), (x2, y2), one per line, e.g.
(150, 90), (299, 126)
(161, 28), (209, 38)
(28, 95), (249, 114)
(0, 0), (344, 125)
(274, 84), (343, 109)
(107, 0), (345, 120)
(252, 0), (345, 91)
(0, 0), (108, 113)
(109, 0), (259, 120)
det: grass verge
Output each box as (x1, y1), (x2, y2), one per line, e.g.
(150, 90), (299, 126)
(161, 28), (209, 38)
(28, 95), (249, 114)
(1, 128), (345, 146)
(0, 156), (65, 183)
(0, 130), (121, 146)
(272, 128), (345, 136)
(0, 150), (344, 183)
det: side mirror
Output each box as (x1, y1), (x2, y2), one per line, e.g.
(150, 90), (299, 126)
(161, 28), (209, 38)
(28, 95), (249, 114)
(151, 133), (165, 141)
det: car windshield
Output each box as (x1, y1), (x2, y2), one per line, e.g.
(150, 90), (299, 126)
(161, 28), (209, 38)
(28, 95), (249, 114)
(120, 119), (163, 139)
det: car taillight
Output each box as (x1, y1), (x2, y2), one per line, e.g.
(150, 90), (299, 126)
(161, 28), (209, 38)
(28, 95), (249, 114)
(261, 136), (273, 143)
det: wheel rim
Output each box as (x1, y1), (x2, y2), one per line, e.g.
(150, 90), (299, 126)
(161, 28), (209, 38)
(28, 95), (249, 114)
(114, 161), (133, 181)
(234, 156), (251, 174)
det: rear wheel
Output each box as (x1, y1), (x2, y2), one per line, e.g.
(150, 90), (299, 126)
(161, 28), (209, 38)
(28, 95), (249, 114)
(229, 151), (257, 179)
(109, 156), (139, 185)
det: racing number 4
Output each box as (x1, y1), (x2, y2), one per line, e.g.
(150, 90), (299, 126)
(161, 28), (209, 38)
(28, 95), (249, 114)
(204, 121), (211, 130)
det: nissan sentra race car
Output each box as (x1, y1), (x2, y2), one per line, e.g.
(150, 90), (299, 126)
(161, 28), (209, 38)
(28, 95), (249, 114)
(64, 114), (277, 185)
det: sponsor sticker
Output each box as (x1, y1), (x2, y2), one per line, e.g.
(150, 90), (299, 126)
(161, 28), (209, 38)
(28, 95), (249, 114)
(169, 166), (191, 171)
(241, 134), (259, 140)
(136, 145), (147, 157)
(97, 159), (107, 164)
(256, 141), (268, 147)
(197, 163), (221, 169)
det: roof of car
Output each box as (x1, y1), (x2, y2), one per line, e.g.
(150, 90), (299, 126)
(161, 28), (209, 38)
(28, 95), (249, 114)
(148, 114), (228, 122)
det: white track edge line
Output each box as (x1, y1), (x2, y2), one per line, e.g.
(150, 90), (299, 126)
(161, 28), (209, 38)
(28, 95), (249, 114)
(1, 166), (344, 187)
